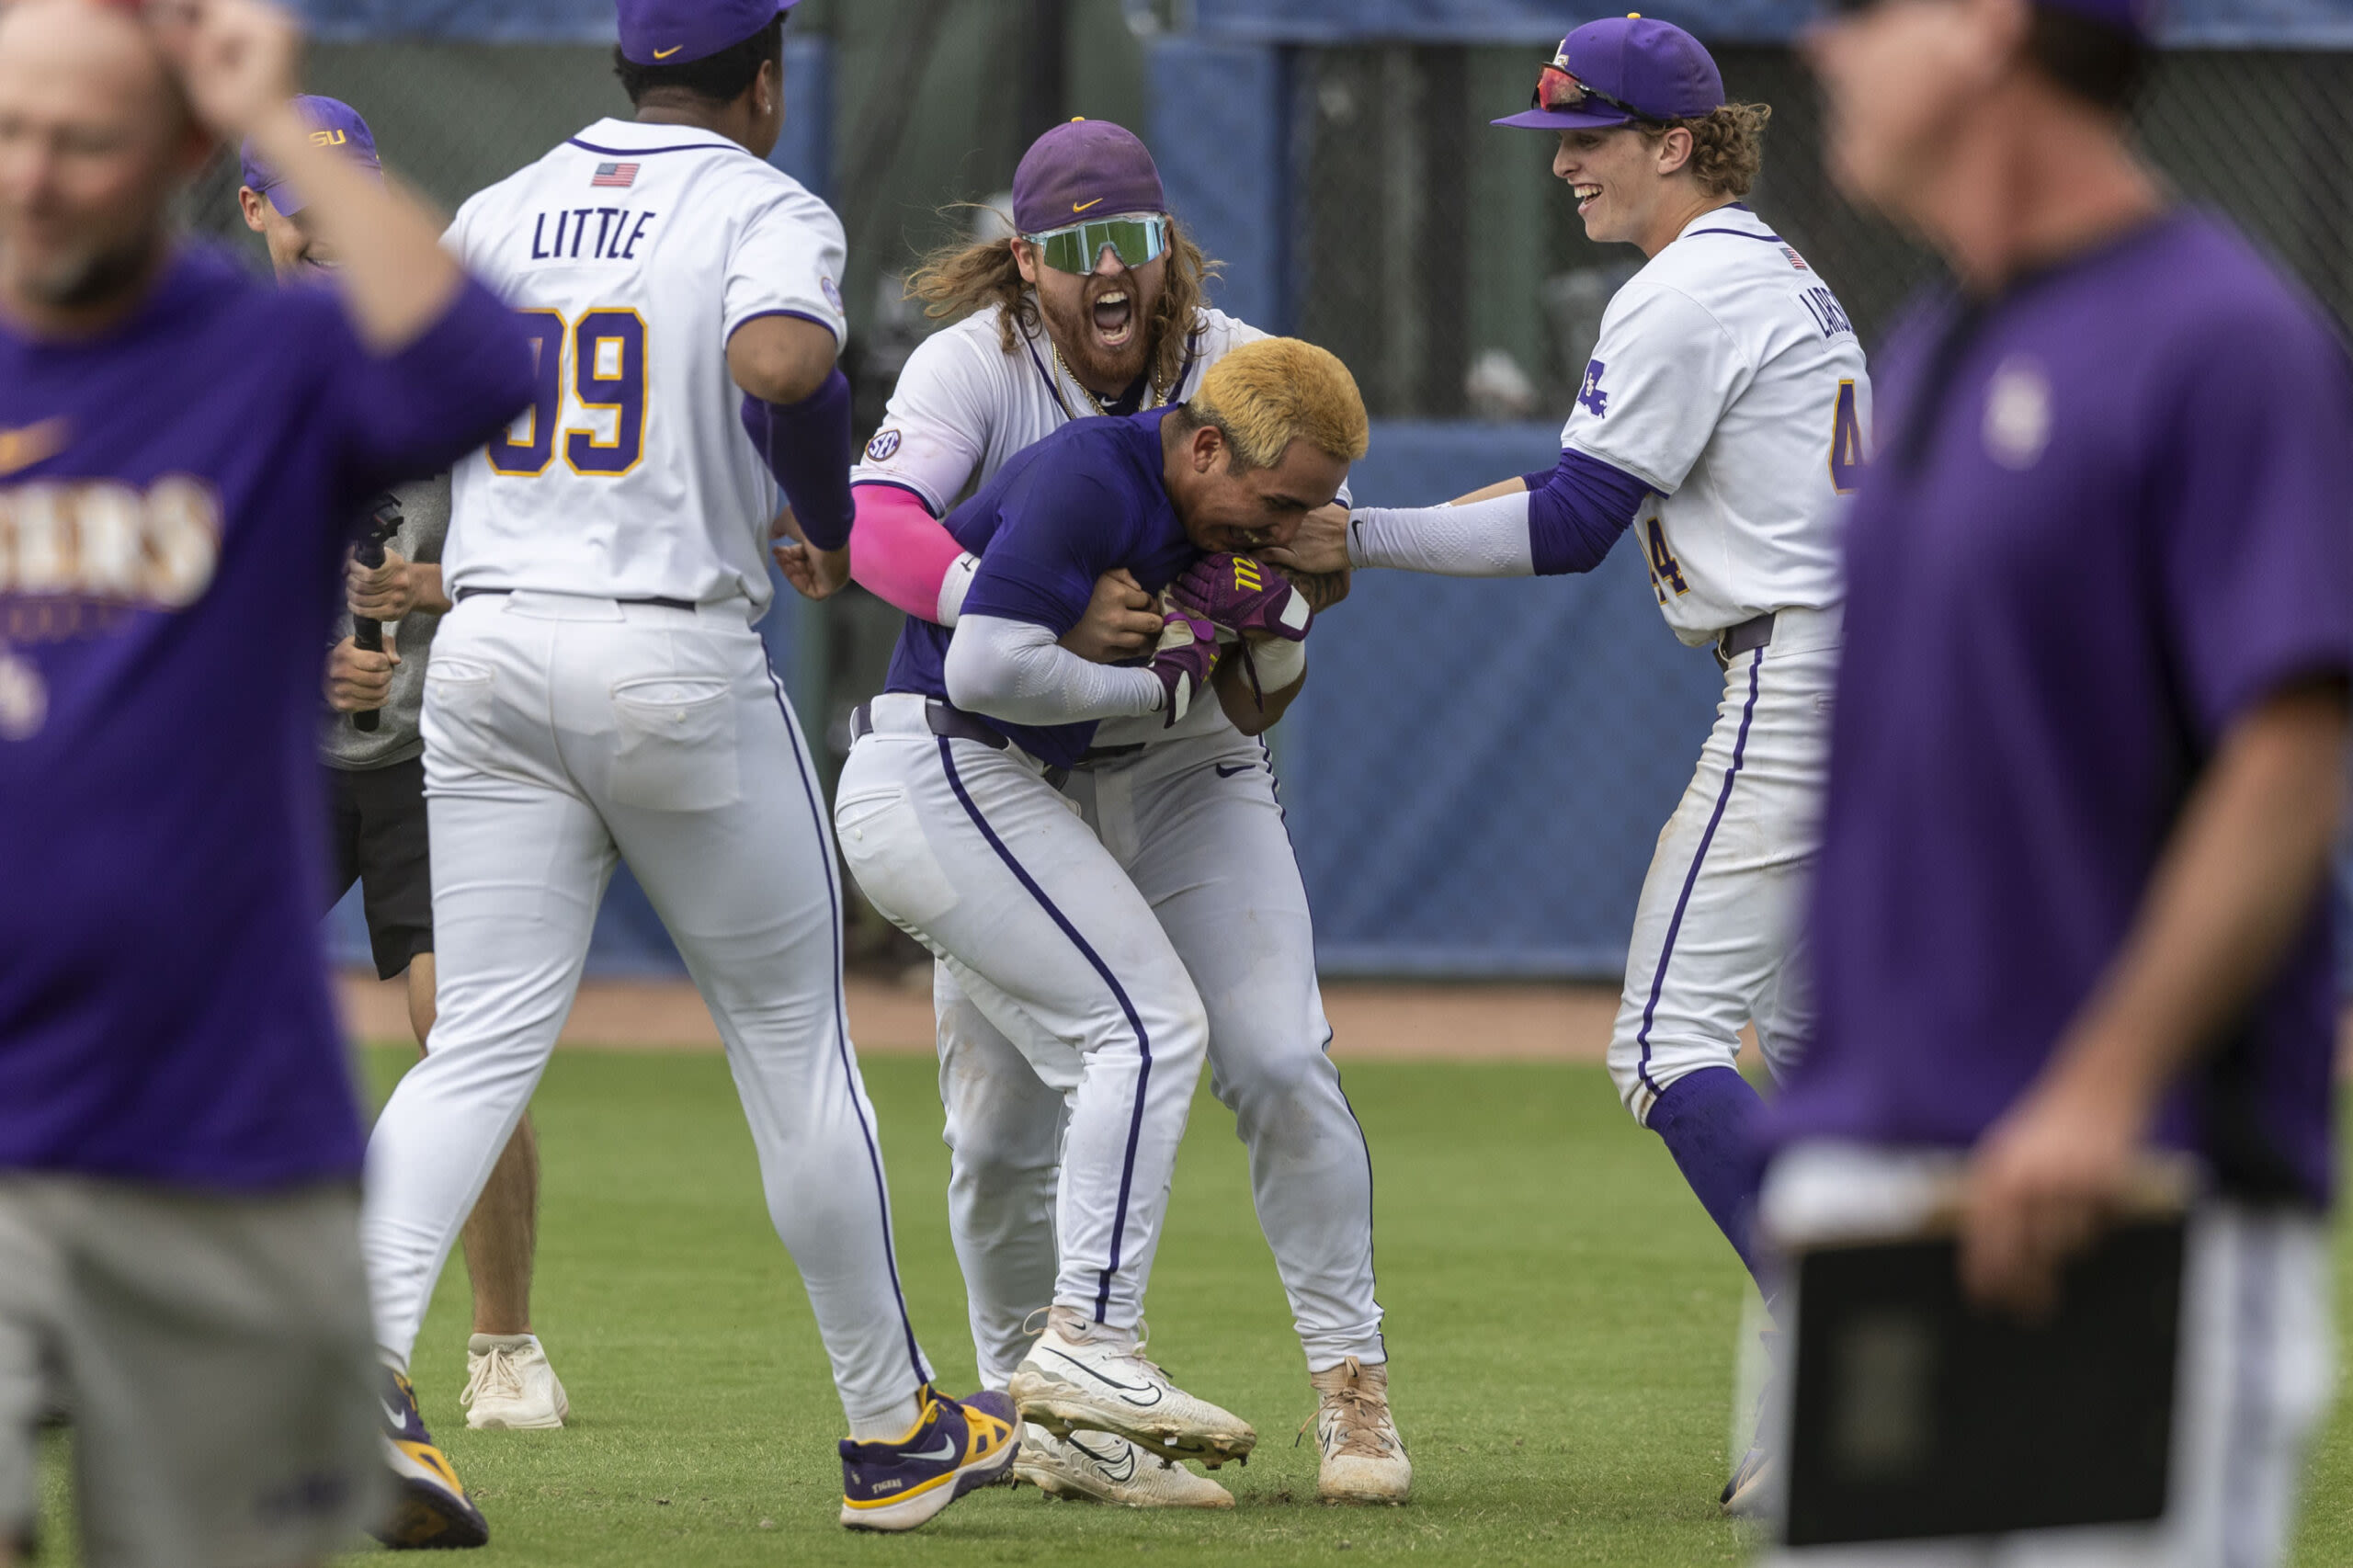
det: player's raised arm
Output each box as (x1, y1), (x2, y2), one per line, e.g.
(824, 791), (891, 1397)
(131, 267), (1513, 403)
(1272, 449), (1652, 579)
(156, 0), (460, 350)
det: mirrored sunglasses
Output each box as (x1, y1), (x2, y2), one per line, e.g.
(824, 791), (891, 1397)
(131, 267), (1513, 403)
(1022, 213), (1170, 276)
(1530, 62), (1663, 123)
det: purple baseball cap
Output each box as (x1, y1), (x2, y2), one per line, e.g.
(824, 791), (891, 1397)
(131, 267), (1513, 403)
(617, 0), (798, 68)
(1494, 15), (1724, 131)
(239, 96), (381, 217)
(1011, 119), (1167, 236)
(2039, 0), (2157, 39)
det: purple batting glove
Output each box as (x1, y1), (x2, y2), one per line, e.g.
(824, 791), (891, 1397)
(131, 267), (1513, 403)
(1173, 554), (1313, 642)
(1150, 608), (1221, 727)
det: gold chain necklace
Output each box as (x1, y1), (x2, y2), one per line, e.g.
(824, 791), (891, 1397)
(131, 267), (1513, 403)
(1049, 335), (1160, 419)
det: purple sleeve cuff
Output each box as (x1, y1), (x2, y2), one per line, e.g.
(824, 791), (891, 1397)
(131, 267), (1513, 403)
(741, 368), (855, 552)
(1526, 449), (1651, 575)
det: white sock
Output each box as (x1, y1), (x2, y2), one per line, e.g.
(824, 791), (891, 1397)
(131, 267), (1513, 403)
(847, 1393), (925, 1443)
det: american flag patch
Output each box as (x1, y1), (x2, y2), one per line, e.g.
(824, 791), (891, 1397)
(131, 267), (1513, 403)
(1781, 244), (1811, 272)
(591, 162), (640, 189)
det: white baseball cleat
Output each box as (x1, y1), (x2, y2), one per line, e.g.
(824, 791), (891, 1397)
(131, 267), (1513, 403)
(1014, 1423), (1235, 1508)
(1007, 1307), (1256, 1468)
(1309, 1358), (1411, 1504)
(460, 1334), (570, 1431)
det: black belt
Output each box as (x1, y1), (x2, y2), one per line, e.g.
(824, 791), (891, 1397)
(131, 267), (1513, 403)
(454, 587), (699, 612)
(1717, 610), (1776, 666)
(849, 699), (1071, 789)
(1074, 743), (1146, 767)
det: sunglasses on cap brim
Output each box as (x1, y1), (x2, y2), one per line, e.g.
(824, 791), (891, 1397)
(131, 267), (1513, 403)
(1530, 62), (1666, 124)
(1021, 213), (1170, 276)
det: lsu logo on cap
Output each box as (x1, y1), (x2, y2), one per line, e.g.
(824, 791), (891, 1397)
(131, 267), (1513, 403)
(865, 429), (902, 462)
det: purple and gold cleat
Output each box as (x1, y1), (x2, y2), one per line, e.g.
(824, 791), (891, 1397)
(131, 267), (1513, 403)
(371, 1364), (490, 1550)
(838, 1386), (1020, 1531)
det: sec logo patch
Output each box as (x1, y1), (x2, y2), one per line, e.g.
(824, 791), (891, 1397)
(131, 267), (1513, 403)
(821, 276), (845, 315)
(866, 428), (902, 462)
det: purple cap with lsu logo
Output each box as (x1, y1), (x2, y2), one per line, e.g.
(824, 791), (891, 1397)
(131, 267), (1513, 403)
(1493, 15), (1723, 131)
(238, 96), (381, 216)
(1011, 119), (1167, 236)
(616, 0), (799, 69)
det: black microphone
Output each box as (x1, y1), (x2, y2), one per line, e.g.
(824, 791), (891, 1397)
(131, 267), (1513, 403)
(350, 493), (403, 734)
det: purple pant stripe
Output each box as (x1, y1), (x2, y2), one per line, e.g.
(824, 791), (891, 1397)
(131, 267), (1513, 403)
(936, 738), (1153, 1325)
(1634, 648), (1766, 1105)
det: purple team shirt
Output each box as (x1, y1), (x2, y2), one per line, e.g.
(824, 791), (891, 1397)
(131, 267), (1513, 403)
(884, 408), (1197, 767)
(0, 245), (531, 1190)
(1768, 212), (2353, 1207)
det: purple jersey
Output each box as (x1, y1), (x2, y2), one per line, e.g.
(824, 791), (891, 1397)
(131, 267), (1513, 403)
(0, 246), (531, 1189)
(1768, 212), (2353, 1207)
(884, 408), (1196, 767)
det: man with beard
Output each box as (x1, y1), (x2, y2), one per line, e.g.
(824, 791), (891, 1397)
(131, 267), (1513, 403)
(238, 95), (565, 1437)
(840, 119), (1409, 1508)
(0, 0), (532, 1560)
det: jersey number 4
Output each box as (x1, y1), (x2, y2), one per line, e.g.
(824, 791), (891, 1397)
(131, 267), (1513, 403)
(1829, 379), (1865, 494)
(1645, 517), (1689, 603)
(488, 308), (650, 478)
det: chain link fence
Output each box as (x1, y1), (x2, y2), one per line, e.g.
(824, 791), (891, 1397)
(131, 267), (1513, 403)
(1296, 43), (2353, 421)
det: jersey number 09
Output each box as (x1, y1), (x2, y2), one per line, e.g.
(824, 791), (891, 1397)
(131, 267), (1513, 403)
(488, 308), (650, 479)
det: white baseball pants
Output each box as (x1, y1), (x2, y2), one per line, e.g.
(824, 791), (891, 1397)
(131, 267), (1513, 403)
(1610, 608), (1840, 1123)
(361, 591), (933, 1431)
(835, 695), (1211, 1335)
(924, 727), (1383, 1385)
(1758, 1143), (2333, 1568)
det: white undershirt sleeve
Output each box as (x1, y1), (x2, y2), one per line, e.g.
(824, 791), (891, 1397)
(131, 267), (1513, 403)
(944, 614), (1165, 725)
(936, 551), (982, 625)
(1346, 490), (1536, 576)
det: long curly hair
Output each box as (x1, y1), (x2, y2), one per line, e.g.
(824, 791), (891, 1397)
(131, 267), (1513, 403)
(905, 210), (1222, 401)
(1646, 102), (1774, 199)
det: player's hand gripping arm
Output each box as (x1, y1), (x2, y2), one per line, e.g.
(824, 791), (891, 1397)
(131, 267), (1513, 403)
(156, 0), (460, 351)
(1267, 450), (1651, 578)
(944, 613), (1211, 726)
(1959, 680), (2349, 1318)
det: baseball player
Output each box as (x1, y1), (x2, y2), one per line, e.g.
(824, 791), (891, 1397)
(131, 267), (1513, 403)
(238, 94), (563, 1437)
(355, 0), (1013, 1540)
(835, 336), (1366, 1493)
(844, 119), (1410, 1506)
(1761, 2), (2349, 1562)
(0, 0), (534, 1561)
(1270, 15), (1867, 1513)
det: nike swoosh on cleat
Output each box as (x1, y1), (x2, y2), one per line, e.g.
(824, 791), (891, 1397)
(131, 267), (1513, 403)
(905, 1435), (958, 1463)
(1040, 1347), (1164, 1407)
(653, 44), (684, 58)
(382, 1400), (411, 1430)
(1073, 199), (1103, 212)
(1213, 763), (1253, 778)
(1067, 1434), (1137, 1482)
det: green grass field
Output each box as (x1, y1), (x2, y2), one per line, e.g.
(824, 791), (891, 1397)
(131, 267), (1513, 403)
(37, 1046), (2353, 1564)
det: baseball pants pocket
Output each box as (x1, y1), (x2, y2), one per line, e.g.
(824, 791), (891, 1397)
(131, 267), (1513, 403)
(608, 677), (740, 811)
(420, 661), (497, 772)
(836, 783), (961, 927)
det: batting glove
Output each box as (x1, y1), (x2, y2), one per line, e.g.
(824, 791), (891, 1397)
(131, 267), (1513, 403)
(1150, 608), (1221, 726)
(1172, 553), (1313, 642)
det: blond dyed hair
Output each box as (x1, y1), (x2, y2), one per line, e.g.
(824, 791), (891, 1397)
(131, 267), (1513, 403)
(1176, 338), (1369, 474)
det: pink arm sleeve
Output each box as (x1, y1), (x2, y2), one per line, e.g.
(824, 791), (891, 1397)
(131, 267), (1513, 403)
(849, 482), (970, 623)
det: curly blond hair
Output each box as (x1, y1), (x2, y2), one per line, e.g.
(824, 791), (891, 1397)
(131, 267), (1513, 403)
(1176, 337), (1369, 473)
(1646, 101), (1773, 199)
(904, 212), (1221, 402)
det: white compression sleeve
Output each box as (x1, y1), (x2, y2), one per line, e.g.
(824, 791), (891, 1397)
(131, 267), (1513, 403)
(944, 613), (1165, 725)
(1346, 489), (1535, 577)
(1240, 634), (1307, 695)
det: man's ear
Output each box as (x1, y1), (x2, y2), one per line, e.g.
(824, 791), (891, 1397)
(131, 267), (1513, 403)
(1656, 126), (1695, 177)
(1010, 237), (1041, 287)
(237, 187), (268, 234)
(1189, 422), (1227, 475)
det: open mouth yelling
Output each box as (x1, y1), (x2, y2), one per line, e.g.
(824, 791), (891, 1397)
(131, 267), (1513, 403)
(1090, 286), (1135, 349)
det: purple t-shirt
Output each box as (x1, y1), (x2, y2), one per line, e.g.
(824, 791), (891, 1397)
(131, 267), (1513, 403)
(884, 408), (1196, 767)
(0, 245), (531, 1190)
(1769, 212), (2353, 1207)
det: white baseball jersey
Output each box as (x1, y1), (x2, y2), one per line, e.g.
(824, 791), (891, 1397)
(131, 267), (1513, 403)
(442, 118), (848, 610)
(1563, 203), (1869, 647)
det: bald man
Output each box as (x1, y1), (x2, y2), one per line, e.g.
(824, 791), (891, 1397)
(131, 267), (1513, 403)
(0, 1), (530, 1562)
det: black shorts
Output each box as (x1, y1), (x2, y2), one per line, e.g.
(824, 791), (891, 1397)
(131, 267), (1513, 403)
(324, 756), (433, 981)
